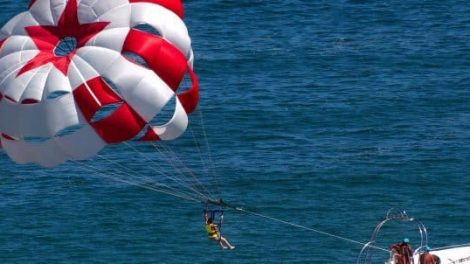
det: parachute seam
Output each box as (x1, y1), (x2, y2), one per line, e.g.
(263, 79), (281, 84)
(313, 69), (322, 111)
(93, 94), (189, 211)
(0, 54), (36, 91)
(28, 64), (54, 102)
(49, 0), (57, 25)
(2, 63), (38, 101)
(83, 4), (190, 57)
(43, 67), (72, 99)
(0, 35), (35, 60)
(92, 3), (129, 24)
(3, 13), (31, 37)
(74, 45), (181, 127)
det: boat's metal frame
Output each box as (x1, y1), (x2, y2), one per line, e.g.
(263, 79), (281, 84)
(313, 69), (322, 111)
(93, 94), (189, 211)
(356, 208), (429, 264)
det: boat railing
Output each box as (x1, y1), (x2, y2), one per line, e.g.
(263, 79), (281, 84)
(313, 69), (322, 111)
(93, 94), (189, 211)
(356, 208), (429, 264)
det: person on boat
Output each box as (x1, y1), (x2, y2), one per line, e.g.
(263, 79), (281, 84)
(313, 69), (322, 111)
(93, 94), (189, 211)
(390, 243), (403, 264)
(399, 238), (414, 264)
(419, 246), (436, 264)
(204, 213), (235, 250)
(390, 238), (414, 264)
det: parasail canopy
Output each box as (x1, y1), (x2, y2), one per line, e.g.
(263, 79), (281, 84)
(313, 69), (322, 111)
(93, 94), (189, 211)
(0, 0), (199, 167)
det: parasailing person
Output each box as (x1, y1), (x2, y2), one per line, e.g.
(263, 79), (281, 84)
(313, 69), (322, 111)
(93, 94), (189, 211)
(204, 200), (235, 250)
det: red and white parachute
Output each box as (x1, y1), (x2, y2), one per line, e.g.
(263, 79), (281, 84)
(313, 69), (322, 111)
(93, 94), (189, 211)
(0, 0), (199, 167)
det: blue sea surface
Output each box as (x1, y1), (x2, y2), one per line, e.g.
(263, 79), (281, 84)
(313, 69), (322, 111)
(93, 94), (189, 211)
(1, 0), (469, 263)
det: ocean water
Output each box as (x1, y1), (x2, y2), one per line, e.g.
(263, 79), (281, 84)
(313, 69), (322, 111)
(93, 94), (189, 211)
(1, 0), (469, 263)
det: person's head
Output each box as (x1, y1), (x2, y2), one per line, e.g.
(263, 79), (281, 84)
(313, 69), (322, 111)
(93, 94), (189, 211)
(403, 238), (410, 244)
(423, 246), (431, 252)
(207, 217), (213, 224)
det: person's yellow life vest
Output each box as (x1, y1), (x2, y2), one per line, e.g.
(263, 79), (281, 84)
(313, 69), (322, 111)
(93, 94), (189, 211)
(205, 223), (218, 238)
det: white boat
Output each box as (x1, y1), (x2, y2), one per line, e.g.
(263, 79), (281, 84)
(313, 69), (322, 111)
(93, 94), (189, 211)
(384, 244), (470, 264)
(415, 245), (470, 264)
(357, 209), (470, 264)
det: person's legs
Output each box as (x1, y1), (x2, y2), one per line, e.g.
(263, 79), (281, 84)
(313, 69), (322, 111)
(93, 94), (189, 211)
(220, 236), (235, 249)
(218, 239), (228, 249)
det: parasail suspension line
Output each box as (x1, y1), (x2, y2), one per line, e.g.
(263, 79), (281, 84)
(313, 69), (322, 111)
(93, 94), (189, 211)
(94, 152), (208, 202)
(72, 160), (202, 202)
(51, 127), (199, 202)
(122, 142), (213, 200)
(188, 109), (221, 197)
(151, 141), (215, 199)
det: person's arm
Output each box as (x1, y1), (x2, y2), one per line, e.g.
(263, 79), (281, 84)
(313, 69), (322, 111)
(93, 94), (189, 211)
(204, 213), (208, 224)
(213, 223), (220, 234)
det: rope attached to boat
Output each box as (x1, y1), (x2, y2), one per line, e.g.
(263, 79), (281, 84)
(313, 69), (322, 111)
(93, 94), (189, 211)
(230, 205), (390, 253)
